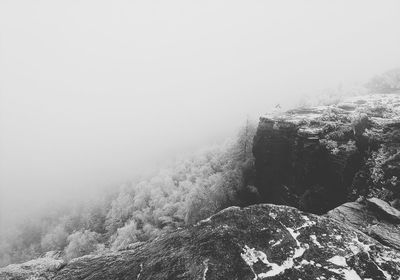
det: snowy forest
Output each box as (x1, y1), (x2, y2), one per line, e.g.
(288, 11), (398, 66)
(0, 121), (258, 266)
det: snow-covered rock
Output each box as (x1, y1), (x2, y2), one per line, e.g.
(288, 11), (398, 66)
(2, 204), (399, 279)
(253, 93), (400, 214)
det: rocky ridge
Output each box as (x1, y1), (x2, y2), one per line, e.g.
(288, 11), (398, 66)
(1, 204), (400, 280)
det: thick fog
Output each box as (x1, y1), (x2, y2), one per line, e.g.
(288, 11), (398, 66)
(1, 0), (400, 228)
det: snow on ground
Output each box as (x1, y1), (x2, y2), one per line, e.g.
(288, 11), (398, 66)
(310, 234), (323, 248)
(241, 215), (316, 278)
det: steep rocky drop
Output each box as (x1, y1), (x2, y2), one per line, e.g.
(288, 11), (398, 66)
(253, 93), (400, 213)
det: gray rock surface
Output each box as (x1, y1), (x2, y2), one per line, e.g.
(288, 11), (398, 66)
(367, 198), (400, 223)
(328, 197), (400, 251)
(1, 204), (400, 280)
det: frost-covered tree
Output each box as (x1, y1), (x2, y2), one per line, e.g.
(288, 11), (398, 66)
(41, 224), (68, 251)
(0, 119), (259, 264)
(105, 184), (135, 235)
(64, 230), (100, 260)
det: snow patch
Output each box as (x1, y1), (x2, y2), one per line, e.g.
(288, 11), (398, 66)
(202, 259), (209, 280)
(240, 216), (321, 278)
(242, 217), (315, 277)
(287, 227), (307, 259)
(328, 268), (362, 280)
(136, 263), (143, 280)
(197, 216), (212, 225)
(327, 255), (362, 280)
(269, 212), (277, 219)
(241, 243), (304, 279)
(348, 235), (372, 255)
(327, 256), (347, 267)
(240, 245), (270, 280)
(310, 235), (322, 248)
(297, 217), (316, 230)
(271, 239), (282, 247)
(301, 215), (310, 221)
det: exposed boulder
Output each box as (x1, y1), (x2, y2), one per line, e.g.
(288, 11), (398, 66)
(253, 93), (400, 213)
(1, 204), (400, 280)
(327, 197), (400, 250)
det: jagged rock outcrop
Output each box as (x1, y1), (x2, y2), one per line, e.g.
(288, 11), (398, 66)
(253, 93), (400, 214)
(1, 204), (400, 280)
(328, 197), (400, 251)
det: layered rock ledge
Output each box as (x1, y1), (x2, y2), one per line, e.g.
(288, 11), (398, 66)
(253, 93), (400, 213)
(328, 197), (400, 251)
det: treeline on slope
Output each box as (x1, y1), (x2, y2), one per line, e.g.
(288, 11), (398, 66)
(0, 121), (258, 267)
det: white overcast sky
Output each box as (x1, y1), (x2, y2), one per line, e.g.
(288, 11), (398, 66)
(1, 0), (400, 226)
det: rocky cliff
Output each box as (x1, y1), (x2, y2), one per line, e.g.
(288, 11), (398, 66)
(2, 203), (400, 280)
(253, 93), (400, 214)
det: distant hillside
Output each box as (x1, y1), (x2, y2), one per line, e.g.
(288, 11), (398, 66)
(0, 121), (258, 267)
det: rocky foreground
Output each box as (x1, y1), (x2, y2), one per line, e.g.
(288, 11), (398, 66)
(1, 201), (400, 280)
(2, 93), (400, 279)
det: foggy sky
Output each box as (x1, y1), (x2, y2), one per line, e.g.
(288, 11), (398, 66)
(1, 0), (400, 227)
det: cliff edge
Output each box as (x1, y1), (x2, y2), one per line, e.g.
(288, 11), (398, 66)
(253, 93), (400, 213)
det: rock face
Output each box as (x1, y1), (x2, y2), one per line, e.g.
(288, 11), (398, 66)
(328, 197), (400, 251)
(253, 93), (400, 214)
(1, 204), (400, 280)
